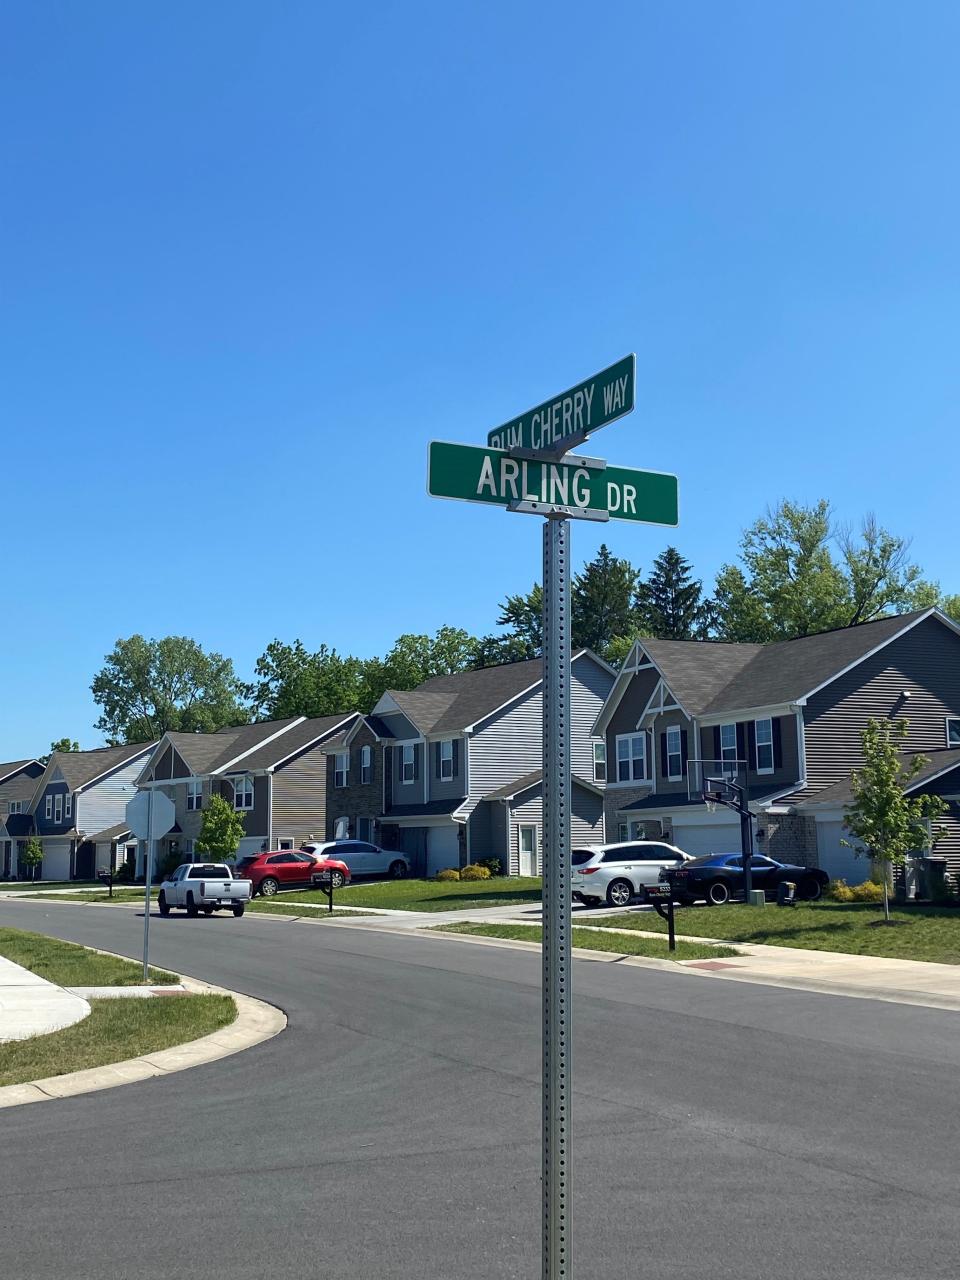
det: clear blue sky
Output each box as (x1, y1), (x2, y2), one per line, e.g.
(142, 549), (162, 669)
(2, 1), (958, 760)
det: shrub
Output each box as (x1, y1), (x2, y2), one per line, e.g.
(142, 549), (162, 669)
(435, 868), (460, 882)
(826, 878), (854, 902)
(115, 860), (135, 883)
(460, 864), (492, 881)
(850, 879), (885, 903)
(476, 857), (503, 877)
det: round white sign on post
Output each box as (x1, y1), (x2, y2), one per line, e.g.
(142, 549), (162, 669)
(125, 790), (176, 841)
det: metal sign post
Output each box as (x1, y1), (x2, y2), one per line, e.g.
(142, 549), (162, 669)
(142, 788), (153, 979)
(125, 788), (175, 980)
(541, 514), (572, 1280)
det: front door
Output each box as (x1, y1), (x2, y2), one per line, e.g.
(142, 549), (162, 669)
(518, 824), (538, 876)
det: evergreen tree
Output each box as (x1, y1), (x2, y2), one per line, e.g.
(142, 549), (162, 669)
(636, 547), (710, 639)
(571, 545), (639, 659)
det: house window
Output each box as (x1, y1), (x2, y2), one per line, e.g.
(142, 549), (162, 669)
(64, 794), (72, 819)
(277, 838), (295, 851)
(54, 795), (63, 823)
(8, 800), (22, 815)
(755, 718), (774, 773)
(401, 744), (415, 783)
(232, 775), (254, 810)
(720, 723), (738, 766)
(666, 726), (683, 780)
(616, 733), (647, 782)
(361, 744), (372, 785)
(186, 780), (203, 811)
(617, 822), (628, 843)
(334, 752), (349, 788)
(45, 795), (52, 820)
(593, 741), (607, 783)
(948, 718), (960, 748)
(439, 740), (454, 781)
(356, 816), (374, 843)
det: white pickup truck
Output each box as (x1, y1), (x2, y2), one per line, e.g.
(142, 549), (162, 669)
(158, 863), (251, 917)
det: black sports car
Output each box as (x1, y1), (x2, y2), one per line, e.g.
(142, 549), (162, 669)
(665, 853), (829, 906)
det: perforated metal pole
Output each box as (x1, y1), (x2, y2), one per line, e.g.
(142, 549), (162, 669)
(542, 514), (572, 1280)
(142, 788), (153, 980)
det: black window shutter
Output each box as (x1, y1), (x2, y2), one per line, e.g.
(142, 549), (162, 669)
(746, 722), (757, 770)
(434, 742), (441, 777)
(453, 739), (460, 774)
(680, 730), (689, 770)
(646, 730), (654, 780)
(414, 745), (420, 780)
(772, 718), (783, 769)
(736, 723), (746, 763)
(713, 726), (721, 759)
(659, 733), (668, 777)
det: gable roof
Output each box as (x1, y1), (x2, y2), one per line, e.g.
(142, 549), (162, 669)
(230, 714), (357, 772)
(482, 768), (604, 803)
(53, 741), (156, 792)
(377, 651), (608, 737)
(605, 610), (954, 724)
(0, 759), (42, 786)
(142, 714), (361, 779)
(794, 747), (960, 812)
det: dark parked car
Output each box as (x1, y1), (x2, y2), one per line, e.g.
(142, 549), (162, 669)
(665, 853), (829, 906)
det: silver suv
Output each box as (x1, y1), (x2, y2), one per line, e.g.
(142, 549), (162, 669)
(571, 841), (692, 908)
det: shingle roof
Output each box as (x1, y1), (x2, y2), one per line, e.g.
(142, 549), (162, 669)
(54, 742), (155, 791)
(383, 798), (464, 818)
(482, 769), (601, 803)
(232, 714), (356, 772)
(0, 759), (40, 784)
(88, 822), (134, 844)
(793, 748), (960, 812)
(162, 718), (304, 775)
(642, 610), (935, 718)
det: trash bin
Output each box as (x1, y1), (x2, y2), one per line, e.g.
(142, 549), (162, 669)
(777, 881), (796, 907)
(923, 858), (948, 900)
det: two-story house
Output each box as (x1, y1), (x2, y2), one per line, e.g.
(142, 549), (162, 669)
(0, 757), (45, 878)
(136, 712), (360, 869)
(323, 652), (616, 876)
(593, 608), (960, 883)
(28, 742), (157, 879)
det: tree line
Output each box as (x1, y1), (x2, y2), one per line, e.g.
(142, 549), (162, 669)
(84, 499), (959, 744)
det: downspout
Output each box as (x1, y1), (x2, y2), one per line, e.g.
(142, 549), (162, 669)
(266, 769), (274, 851)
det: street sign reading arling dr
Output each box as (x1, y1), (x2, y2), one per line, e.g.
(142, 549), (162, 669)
(428, 440), (678, 526)
(486, 354), (635, 453)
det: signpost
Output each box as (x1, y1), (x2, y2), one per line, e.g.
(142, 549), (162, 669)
(428, 358), (677, 1280)
(486, 354), (635, 454)
(125, 789), (176, 979)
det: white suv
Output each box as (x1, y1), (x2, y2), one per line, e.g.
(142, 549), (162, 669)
(301, 841), (409, 880)
(571, 841), (692, 909)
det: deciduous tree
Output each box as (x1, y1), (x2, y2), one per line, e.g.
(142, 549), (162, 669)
(195, 793), (248, 863)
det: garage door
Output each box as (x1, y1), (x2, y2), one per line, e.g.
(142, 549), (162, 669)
(427, 825), (460, 877)
(671, 823), (740, 859)
(42, 839), (72, 881)
(816, 820), (871, 885)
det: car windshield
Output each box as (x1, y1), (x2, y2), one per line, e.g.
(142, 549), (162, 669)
(571, 850), (596, 866)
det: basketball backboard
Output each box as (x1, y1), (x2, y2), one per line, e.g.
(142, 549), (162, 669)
(687, 758), (748, 807)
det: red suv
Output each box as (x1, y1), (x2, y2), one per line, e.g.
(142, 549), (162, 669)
(235, 849), (351, 897)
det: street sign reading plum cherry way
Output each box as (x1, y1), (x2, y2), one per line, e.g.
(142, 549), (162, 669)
(427, 355), (677, 1280)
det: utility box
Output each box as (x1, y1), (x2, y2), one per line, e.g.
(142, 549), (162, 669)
(747, 889), (766, 907)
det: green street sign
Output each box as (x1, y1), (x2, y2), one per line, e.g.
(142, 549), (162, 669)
(487, 354), (635, 453)
(428, 440), (678, 526)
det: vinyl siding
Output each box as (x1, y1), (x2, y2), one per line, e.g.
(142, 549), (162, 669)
(76, 751), (153, 837)
(698, 716), (802, 797)
(504, 782), (604, 875)
(468, 802), (494, 862)
(804, 617), (960, 792)
(210, 776), (270, 839)
(468, 685), (543, 813)
(377, 711), (419, 740)
(35, 779), (74, 835)
(570, 656), (616, 781)
(0, 763), (43, 813)
(272, 748), (330, 844)
(426, 737), (467, 802)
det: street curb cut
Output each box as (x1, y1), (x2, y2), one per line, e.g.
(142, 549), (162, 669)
(0, 979), (286, 1109)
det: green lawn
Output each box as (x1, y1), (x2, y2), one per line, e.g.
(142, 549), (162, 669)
(22, 888), (155, 904)
(434, 921), (738, 961)
(263, 876), (544, 913)
(0, 926), (178, 985)
(247, 901), (372, 919)
(0, 995), (236, 1087)
(0, 880), (101, 893)
(586, 902), (960, 965)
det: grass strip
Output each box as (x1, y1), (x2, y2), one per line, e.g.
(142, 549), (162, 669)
(0, 995), (235, 1087)
(587, 903), (960, 965)
(0, 926), (178, 985)
(271, 876), (543, 913)
(246, 902), (372, 918)
(19, 889), (155, 904)
(434, 921), (738, 961)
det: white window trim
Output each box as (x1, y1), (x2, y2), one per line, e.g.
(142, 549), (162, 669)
(665, 726), (683, 781)
(401, 744), (415, 784)
(334, 752), (349, 789)
(593, 740), (607, 783)
(186, 779), (203, 811)
(439, 739), (454, 781)
(54, 795), (63, 823)
(947, 716), (960, 748)
(9, 800), (22, 815)
(65, 794), (72, 818)
(719, 723), (738, 765)
(755, 718), (774, 775)
(617, 822), (628, 842)
(360, 744), (372, 785)
(45, 795), (52, 819)
(518, 822), (539, 873)
(232, 774), (255, 810)
(615, 732), (648, 783)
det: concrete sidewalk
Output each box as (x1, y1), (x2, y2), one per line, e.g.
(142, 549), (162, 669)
(0, 956), (91, 1042)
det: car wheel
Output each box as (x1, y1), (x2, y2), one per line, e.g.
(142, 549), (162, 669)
(605, 878), (633, 909)
(329, 870), (346, 890)
(798, 875), (823, 901)
(186, 893), (199, 917)
(158, 891), (170, 917)
(202, 905), (214, 915)
(581, 897), (601, 908)
(706, 880), (730, 906)
(389, 860), (407, 879)
(232, 903), (245, 917)
(259, 877), (279, 897)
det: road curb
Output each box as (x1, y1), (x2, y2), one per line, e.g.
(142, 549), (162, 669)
(0, 978), (286, 1109)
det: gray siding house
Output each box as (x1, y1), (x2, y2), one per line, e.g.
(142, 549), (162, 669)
(0, 758), (45, 878)
(331, 652), (615, 876)
(593, 608), (960, 883)
(137, 713), (359, 870)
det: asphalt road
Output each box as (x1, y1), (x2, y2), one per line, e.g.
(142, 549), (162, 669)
(2, 900), (959, 1280)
